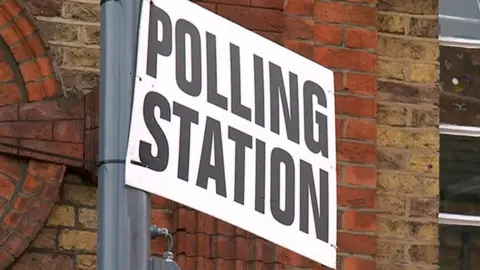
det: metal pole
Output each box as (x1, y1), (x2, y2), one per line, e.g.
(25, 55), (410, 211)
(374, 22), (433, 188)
(123, 0), (151, 269)
(99, 0), (149, 269)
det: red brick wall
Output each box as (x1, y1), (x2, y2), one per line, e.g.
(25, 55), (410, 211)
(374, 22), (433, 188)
(149, 0), (378, 269)
(1, 0), (384, 269)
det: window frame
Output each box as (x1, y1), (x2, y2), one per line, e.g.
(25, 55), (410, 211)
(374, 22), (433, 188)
(437, 32), (480, 226)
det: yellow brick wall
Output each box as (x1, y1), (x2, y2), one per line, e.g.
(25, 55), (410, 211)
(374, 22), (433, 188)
(376, 0), (440, 269)
(11, 174), (98, 270)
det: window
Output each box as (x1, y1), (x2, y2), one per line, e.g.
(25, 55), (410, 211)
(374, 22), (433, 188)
(439, 0), (480, 268)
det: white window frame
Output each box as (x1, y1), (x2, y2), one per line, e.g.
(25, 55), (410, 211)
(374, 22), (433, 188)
(438, 34), (480, 227)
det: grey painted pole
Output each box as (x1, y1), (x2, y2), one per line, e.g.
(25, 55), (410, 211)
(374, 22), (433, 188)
(123, 0), (151, 269)
(99, 0), (149, 269)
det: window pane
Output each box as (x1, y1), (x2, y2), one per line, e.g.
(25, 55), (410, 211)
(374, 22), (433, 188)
(440, 45), (480, 127)
(440, 0), (480, 40)
(440, 134), (480, 215)
(440, 224), (480, 269)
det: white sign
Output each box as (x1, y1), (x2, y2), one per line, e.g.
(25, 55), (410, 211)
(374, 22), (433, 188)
(126, 0), (337, 268)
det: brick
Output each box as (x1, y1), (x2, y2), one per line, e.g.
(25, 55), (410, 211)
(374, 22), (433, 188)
(0, 174), (15, 199)
(46, 205), (75, 226)
(19, 96), (85, 121)
(175, 231), (197, 255)
(53, 120), (84, 143)
(344, 257), (375, 270)
(343, 211), (376, 232)
(314, 47), (376, 72)
(284, 0), (314, 16)
(0, 25), (23, 46)
(151, 210), (171, 229)
(82, 26), (101, 45)
(378, 0), (438, 15)
(79, 208), (97, 229)
(378, 218), (437, 241)
(409, 153), (439, 176)
(409, 18), (438, 38)
(251, 0), (283, 9)
(23, 0), (62, 17)
(313, 24), (343, 46)
(2, 0), (23, 18)
(377, 127), (438, 149)
(378, 171), (437, 196)
(409, 107), (439, 127)
(4, 233), (29, 257)
(27, 159), (65, 181)
(377, 194), (405, 216)
(378, 36), (438, 61)
(338, 232), (375, 255)
(64, 47), (100, 69)
(377, 105), (407, 126)
(283, 40), (313, 59)
(14, 15), (36, 37)
(19, 140), (83, 167)
(336, 96), (376, 118)
(197, 212), (215, 234)
(378, 13), (406, 34)
(62, 184), (97, 206)
(378, 149), (409, 170)
(63, 2), (101, 22)
(0, 83), (24, 106)
(344, 118), (375, 141)
(31, 228), (57, 249)
(59, 230), (97, 251)
(409, 197), (438, 218)
(376, 241), (405, 262)
(407, 245), (438, 264)
(0, 121), (53, 140)
(284, 17), (313, 40)
(336, 117), (343, 138)
(378, 81), (438, 104)
(345, 165), (376, 186)
(0, 62), (14, 82)
(217, 5), (283, 32)
(77, 255), (96, 270)
(314, 2), (377, 26)
(334, 71), (344, 91)
(345, 73), (376, 94)
(276, 247), (309, 266)
(345, 27), (377, 49)
(337, 141), (376, 164)
(13, 253), (75, 270)
(0, 250), (13, 269)
(36, 21), (80, 42)
(378, 59), (406, 80)
(337, 186), (376, 209)
(409, 63), (438, 83)
(0, 104), (19, 121)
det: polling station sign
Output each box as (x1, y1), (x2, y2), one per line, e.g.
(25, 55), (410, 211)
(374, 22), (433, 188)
(125, 0), (337, 268)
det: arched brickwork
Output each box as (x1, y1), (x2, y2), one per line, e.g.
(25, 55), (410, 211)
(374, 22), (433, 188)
(0, 1), (68, 268)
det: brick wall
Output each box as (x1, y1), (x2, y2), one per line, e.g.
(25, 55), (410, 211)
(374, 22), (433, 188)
(0, 0), (443, 269)
(376, 0), (440, 269)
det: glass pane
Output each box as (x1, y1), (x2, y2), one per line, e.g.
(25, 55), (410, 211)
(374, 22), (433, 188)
(440, 134), (480, 215)
(439, 45), (480, 127)
(440, 224), (480, 269)
(439, 0), (480, 39)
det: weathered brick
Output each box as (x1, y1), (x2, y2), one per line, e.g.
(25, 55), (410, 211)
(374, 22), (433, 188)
(377, 105), (407, 126)
(59, 230), (97, 251)
(63, 2), (101, 22)
(78, 208), (97, 229)
(376, 241), (405, 262)
(36, 21), (79, 42)
(378, 13), (405, 34)
(409, 153), (439, 176)
(63, 47), (100, 69)
(378, 149), (409, 170)
(409, 18), (438, 38)
(409, 197), (438, 218)
(62, 184), (97, 206)
(77, 255), (96, 270)
(378, 0), (438, 14)
(31, 228), (57, 249)
(23, 0), (62, 17)
(377, 36), (438, 61)
(378, 81), (438, 104)
(11, 253), (74, 270)
(409, 63), (439, 83)
(47, 205), (75, 227)
(378, 60), (406, 80)
(377, 127), (438, 149)
(378, 171), (438, 196)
